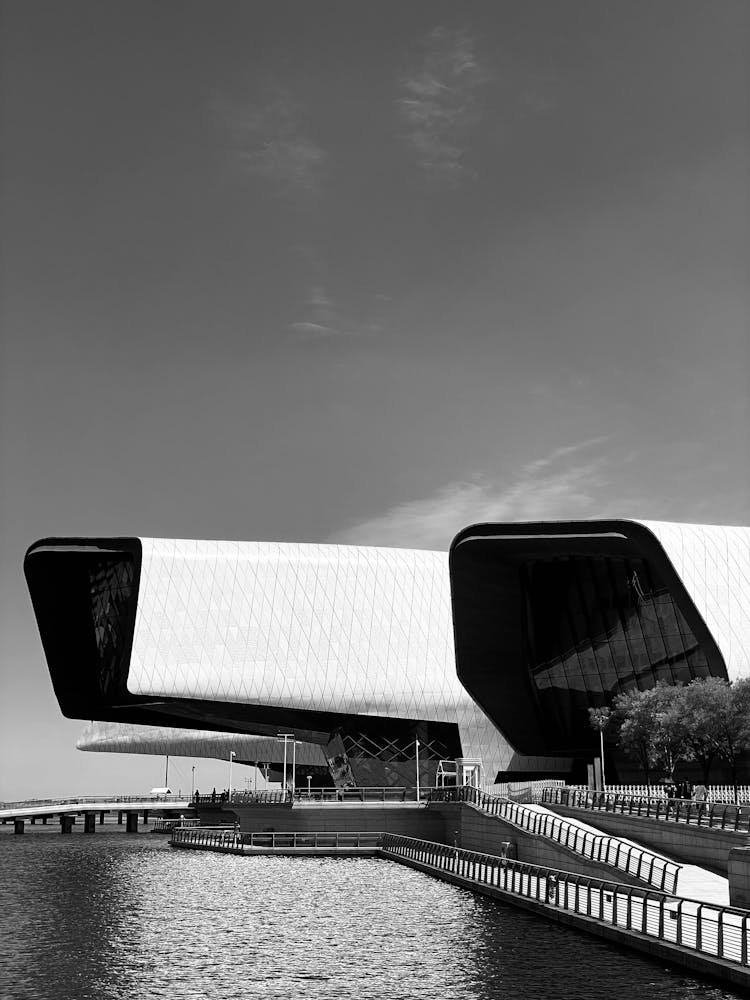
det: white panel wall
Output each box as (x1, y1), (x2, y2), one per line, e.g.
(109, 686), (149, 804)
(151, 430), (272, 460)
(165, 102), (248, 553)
(641, 521), (750, 682)
(127, 538), (514, 781)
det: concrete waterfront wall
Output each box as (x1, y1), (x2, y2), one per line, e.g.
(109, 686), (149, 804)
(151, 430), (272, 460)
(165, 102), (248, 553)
(228, 802), (664, 886)
(432, 804), (648, 887)
(548, 803), (750, 874)
(232, 804), (448, 842)
(728, 848), (750, 907)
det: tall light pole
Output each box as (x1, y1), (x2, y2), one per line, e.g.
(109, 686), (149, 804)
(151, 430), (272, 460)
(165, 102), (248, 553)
(415, 738), (421, 802)
(191, 765), (195, 798)
(165, 754), (169, 789)
(278, 733), (295, 795)
(291, 737), (297, 796)
(228, 750), (236, 800)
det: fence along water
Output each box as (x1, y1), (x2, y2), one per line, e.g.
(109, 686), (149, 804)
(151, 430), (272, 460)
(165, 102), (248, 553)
(380, 834), (750, 975)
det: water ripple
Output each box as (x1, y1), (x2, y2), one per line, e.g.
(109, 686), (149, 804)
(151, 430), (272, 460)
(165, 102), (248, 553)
(0, 831), (743, 1000)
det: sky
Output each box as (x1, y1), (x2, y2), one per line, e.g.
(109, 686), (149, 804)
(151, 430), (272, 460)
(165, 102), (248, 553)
(1, 1), (748, 800)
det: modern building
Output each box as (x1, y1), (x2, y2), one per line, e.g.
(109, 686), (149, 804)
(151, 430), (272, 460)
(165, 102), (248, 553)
(450, 519), (750, 782)
(25, 537), (510, 788)
(77, 721), (332, 785)
(26, 520), (749, 788)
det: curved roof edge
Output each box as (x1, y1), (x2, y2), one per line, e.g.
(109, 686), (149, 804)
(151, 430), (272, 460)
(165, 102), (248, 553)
(450, 518), (750, 683)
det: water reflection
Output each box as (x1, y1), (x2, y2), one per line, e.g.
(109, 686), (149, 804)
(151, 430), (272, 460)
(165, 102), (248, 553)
(0, 833), (743, 1000)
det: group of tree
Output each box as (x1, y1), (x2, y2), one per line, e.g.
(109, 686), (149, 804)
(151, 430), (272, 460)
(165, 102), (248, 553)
(589, 677), (750, 799)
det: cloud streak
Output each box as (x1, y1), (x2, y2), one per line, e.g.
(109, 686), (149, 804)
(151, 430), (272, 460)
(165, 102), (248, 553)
(397, 27), (488, 189)
(213, 89), (325, 197)
(289, 284), (342, 339)
(289, 285), (389, 342)
(329, 438), (619, 550)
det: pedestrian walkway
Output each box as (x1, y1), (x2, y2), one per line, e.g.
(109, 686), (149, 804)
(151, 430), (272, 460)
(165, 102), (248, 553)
(467, 794), (730, 905)
(527, 802), (730, 905)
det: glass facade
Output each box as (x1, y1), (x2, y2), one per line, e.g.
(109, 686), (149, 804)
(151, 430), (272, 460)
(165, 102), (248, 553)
(89, 555), (137, 697)
(522, 555), (712, 747)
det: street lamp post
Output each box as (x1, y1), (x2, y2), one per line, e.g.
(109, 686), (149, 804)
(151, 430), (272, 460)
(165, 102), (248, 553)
(191, 765), (195, 798)
(277, 733), (295, 795)
(306, 774), (312, 797)
(415, 738), (421, 802)
(228, 751), (236, 800)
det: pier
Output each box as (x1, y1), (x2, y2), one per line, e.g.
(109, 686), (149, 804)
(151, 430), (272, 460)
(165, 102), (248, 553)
(0, 794), (194, 834)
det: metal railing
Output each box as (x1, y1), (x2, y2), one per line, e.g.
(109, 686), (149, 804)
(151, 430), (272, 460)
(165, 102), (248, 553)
(171, 827), (383, 850)
(543, 787), (750, 833)
(430, 785), (680, 893)
(195, 787), (440, 806)
(152, 817), (200, 833)
(381, 835), (749, 970)
(0, 794), (187, 811)
(568, 784), (750, 806)
(171, 825), (241, 848)
(292, 786), (428, 803)
(194, 790), (291, 807)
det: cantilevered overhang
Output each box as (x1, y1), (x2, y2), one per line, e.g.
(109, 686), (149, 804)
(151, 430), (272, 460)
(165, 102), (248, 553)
(23, 536), (470, 758)
(449, 519), (731, 758)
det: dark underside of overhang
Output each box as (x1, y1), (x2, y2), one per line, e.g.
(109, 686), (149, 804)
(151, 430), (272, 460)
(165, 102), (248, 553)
(450, 519), (727, 762)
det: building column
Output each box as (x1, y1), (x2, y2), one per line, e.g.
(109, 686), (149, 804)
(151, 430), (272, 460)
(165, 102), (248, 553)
(126, 812), (138, 834)
(117, 811), (123, 824)
(14, 819), (24, 835)
(142, 810), (148, 824)
(84, 813), (96, 834)
(99, 811), (105, 825)
(42, 816), (48, 825)
(60, 815), (74, 834)
(30, 816), (36, 825)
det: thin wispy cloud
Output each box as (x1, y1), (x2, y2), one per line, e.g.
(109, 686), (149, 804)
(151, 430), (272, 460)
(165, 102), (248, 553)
(397, 27), (489, 189)
(329, 438), (618, 550)
(212, 89), (325, 197)
(289, 284), (341, 339)
(289, 285), (389, 342)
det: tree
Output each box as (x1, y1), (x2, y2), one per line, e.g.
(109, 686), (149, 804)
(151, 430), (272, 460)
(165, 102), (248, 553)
(613, 687), (660, 789)
(713, 678), (750, 803)
(650, 684), (692, 782)
(681, 677), (727, 785)
(588, 706), (612, 789)
(613, 684), (691, 787)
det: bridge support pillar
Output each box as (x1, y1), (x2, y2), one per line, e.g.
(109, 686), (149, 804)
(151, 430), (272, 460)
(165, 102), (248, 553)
(42, 816), (48, 825)
(30, 816), (36, 825)
(117, 811), (123, 825)
(84, 813), (96, 834)
(142, 810), (148, 824)
(99, 811), (105, 825)
(60, 815), (74, 834)
(126, 812), (138, 834)
(14, 819), (24, 835)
